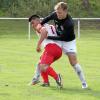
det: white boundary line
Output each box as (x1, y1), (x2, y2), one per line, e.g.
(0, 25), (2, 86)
(0, 18), (28, 20)
(0, 17), (100, 20)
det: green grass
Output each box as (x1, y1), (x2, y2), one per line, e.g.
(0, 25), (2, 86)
(0, 21), (100, 100)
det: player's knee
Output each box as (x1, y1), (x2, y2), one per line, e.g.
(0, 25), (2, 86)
(39, 64), (48, 72)
(70, 61), (77, 66)
(68, 55), (78, 66)
(69, 58), (78, 66)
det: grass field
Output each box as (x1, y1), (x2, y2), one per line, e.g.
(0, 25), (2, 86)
(0, 20), (100, 100)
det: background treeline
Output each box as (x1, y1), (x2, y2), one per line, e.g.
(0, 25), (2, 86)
(0, 0), (100, 17)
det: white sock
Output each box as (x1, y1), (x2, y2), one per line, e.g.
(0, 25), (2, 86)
(73, 63), (86, 83)
(33, 64), (40, 80)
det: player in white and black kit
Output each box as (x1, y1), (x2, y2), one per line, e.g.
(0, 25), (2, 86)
(29, 2), (88, 89)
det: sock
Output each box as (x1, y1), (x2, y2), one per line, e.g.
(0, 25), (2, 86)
(73, 63), (86, 83)
(34, 64), (40, 80)
(41, 71), (49, 83)
(46, 66), (58, 80)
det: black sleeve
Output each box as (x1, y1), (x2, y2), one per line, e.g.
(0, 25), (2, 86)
(41, 12), (55, 25)
(47, 36), (62, 41)
(47, 25), (74, 41)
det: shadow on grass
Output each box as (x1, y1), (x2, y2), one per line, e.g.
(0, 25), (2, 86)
(49, 86), (100, 98)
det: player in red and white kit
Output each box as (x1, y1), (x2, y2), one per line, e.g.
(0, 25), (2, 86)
(29, 15), (62, 88)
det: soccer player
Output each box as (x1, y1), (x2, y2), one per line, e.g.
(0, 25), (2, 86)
(40, 2), (88, 89)
(29, 15), (63, 88)
(30, 2), (88, 89)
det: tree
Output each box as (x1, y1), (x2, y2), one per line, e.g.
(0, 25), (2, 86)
(82, 0), (90, 9)
(82, 0), (92, 15)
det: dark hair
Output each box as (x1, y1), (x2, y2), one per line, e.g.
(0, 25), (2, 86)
(29, 14), (40, 22)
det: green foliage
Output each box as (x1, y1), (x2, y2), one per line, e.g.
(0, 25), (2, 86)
(0, 0), (100, 17)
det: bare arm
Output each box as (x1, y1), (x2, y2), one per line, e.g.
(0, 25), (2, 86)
(36, 27), (47, 52)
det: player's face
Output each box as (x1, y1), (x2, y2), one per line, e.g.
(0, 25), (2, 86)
(55, 8), (67, 19)
(31, 19), (40, 30)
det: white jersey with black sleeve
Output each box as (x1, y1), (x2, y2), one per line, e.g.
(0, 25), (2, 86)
(41, 24), (62, 48)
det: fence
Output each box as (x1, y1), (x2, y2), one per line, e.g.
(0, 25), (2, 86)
(0, 17), (100, 39)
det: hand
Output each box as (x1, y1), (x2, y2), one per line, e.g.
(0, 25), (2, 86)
(36, 46), (41, 52)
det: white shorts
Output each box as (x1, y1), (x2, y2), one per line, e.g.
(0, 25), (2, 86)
(61, 39), (77, 54)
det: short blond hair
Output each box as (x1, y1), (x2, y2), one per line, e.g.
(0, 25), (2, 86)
(54, 2), (68, 10)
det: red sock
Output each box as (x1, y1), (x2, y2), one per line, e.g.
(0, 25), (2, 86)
(41, 71), (49, 83)
(46, 66), (58, 80)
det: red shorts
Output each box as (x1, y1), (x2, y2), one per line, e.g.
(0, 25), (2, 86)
(40, 43), (62, 65)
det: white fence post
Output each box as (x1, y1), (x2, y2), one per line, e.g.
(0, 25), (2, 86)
(78, 19), (80, 39)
